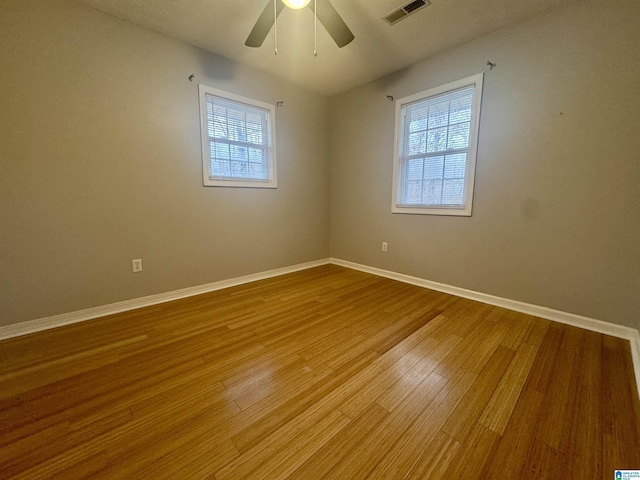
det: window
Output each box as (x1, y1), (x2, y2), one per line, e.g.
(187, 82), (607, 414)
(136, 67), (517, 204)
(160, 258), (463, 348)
(199, 85), (277, 188)
(392, 73), (483, 215)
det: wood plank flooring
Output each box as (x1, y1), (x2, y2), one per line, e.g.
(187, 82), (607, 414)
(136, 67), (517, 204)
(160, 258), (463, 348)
(1, 264), (639, 479)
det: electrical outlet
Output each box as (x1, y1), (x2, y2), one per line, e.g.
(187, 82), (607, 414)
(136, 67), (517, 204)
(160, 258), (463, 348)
(382, 242), (388, 252)
(132, 259), (143, 272)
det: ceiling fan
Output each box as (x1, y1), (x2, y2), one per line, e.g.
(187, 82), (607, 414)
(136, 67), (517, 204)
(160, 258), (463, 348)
(245, 0), (355, 49)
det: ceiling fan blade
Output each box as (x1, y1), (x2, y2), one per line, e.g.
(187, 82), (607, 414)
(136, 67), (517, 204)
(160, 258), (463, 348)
(309, 0), (354, 48)
(245, 0), (286, 47)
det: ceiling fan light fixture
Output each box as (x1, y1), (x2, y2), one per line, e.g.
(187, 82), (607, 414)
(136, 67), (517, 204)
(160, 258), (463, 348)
(246, 0), (354, 49)
(282, 0), (311, 9)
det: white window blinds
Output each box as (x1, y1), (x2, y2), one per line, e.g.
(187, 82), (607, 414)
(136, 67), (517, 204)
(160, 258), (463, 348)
(392, 74), (483, 216)
(199, 85), (276, 188)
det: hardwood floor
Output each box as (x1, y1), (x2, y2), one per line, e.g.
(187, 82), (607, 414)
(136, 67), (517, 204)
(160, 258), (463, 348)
(1, 264), (639, 479)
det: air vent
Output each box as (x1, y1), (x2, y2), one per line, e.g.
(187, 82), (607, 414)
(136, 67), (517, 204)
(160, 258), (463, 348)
(384, 0), (431, 25)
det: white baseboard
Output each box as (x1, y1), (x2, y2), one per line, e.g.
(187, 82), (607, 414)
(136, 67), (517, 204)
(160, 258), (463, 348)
(330, 258), (640, 398)
(2, 256), (638, 399)
(0, 258), (330, 341)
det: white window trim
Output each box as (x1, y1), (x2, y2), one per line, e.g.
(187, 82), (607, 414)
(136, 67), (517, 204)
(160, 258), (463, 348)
(199, 84), (277, 188)
(391, 73), (484, 216)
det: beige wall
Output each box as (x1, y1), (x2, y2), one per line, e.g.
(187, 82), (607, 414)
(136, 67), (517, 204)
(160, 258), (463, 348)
(2, 0), (639, 332)
(329, 0), (640, 330)
(0, 0), (330, 325)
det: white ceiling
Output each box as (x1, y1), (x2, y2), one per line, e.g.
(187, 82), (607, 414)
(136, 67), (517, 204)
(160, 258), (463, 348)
(76, 0), (569, 96)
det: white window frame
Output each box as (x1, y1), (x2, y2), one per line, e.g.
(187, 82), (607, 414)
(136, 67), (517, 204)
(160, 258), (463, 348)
(199, 84), (277, 188)
(391, 73), (484, 216)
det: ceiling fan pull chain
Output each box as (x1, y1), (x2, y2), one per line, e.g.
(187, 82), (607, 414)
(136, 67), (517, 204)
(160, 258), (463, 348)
(274, 0), (279, 55)
(313, 0), (317, 56)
